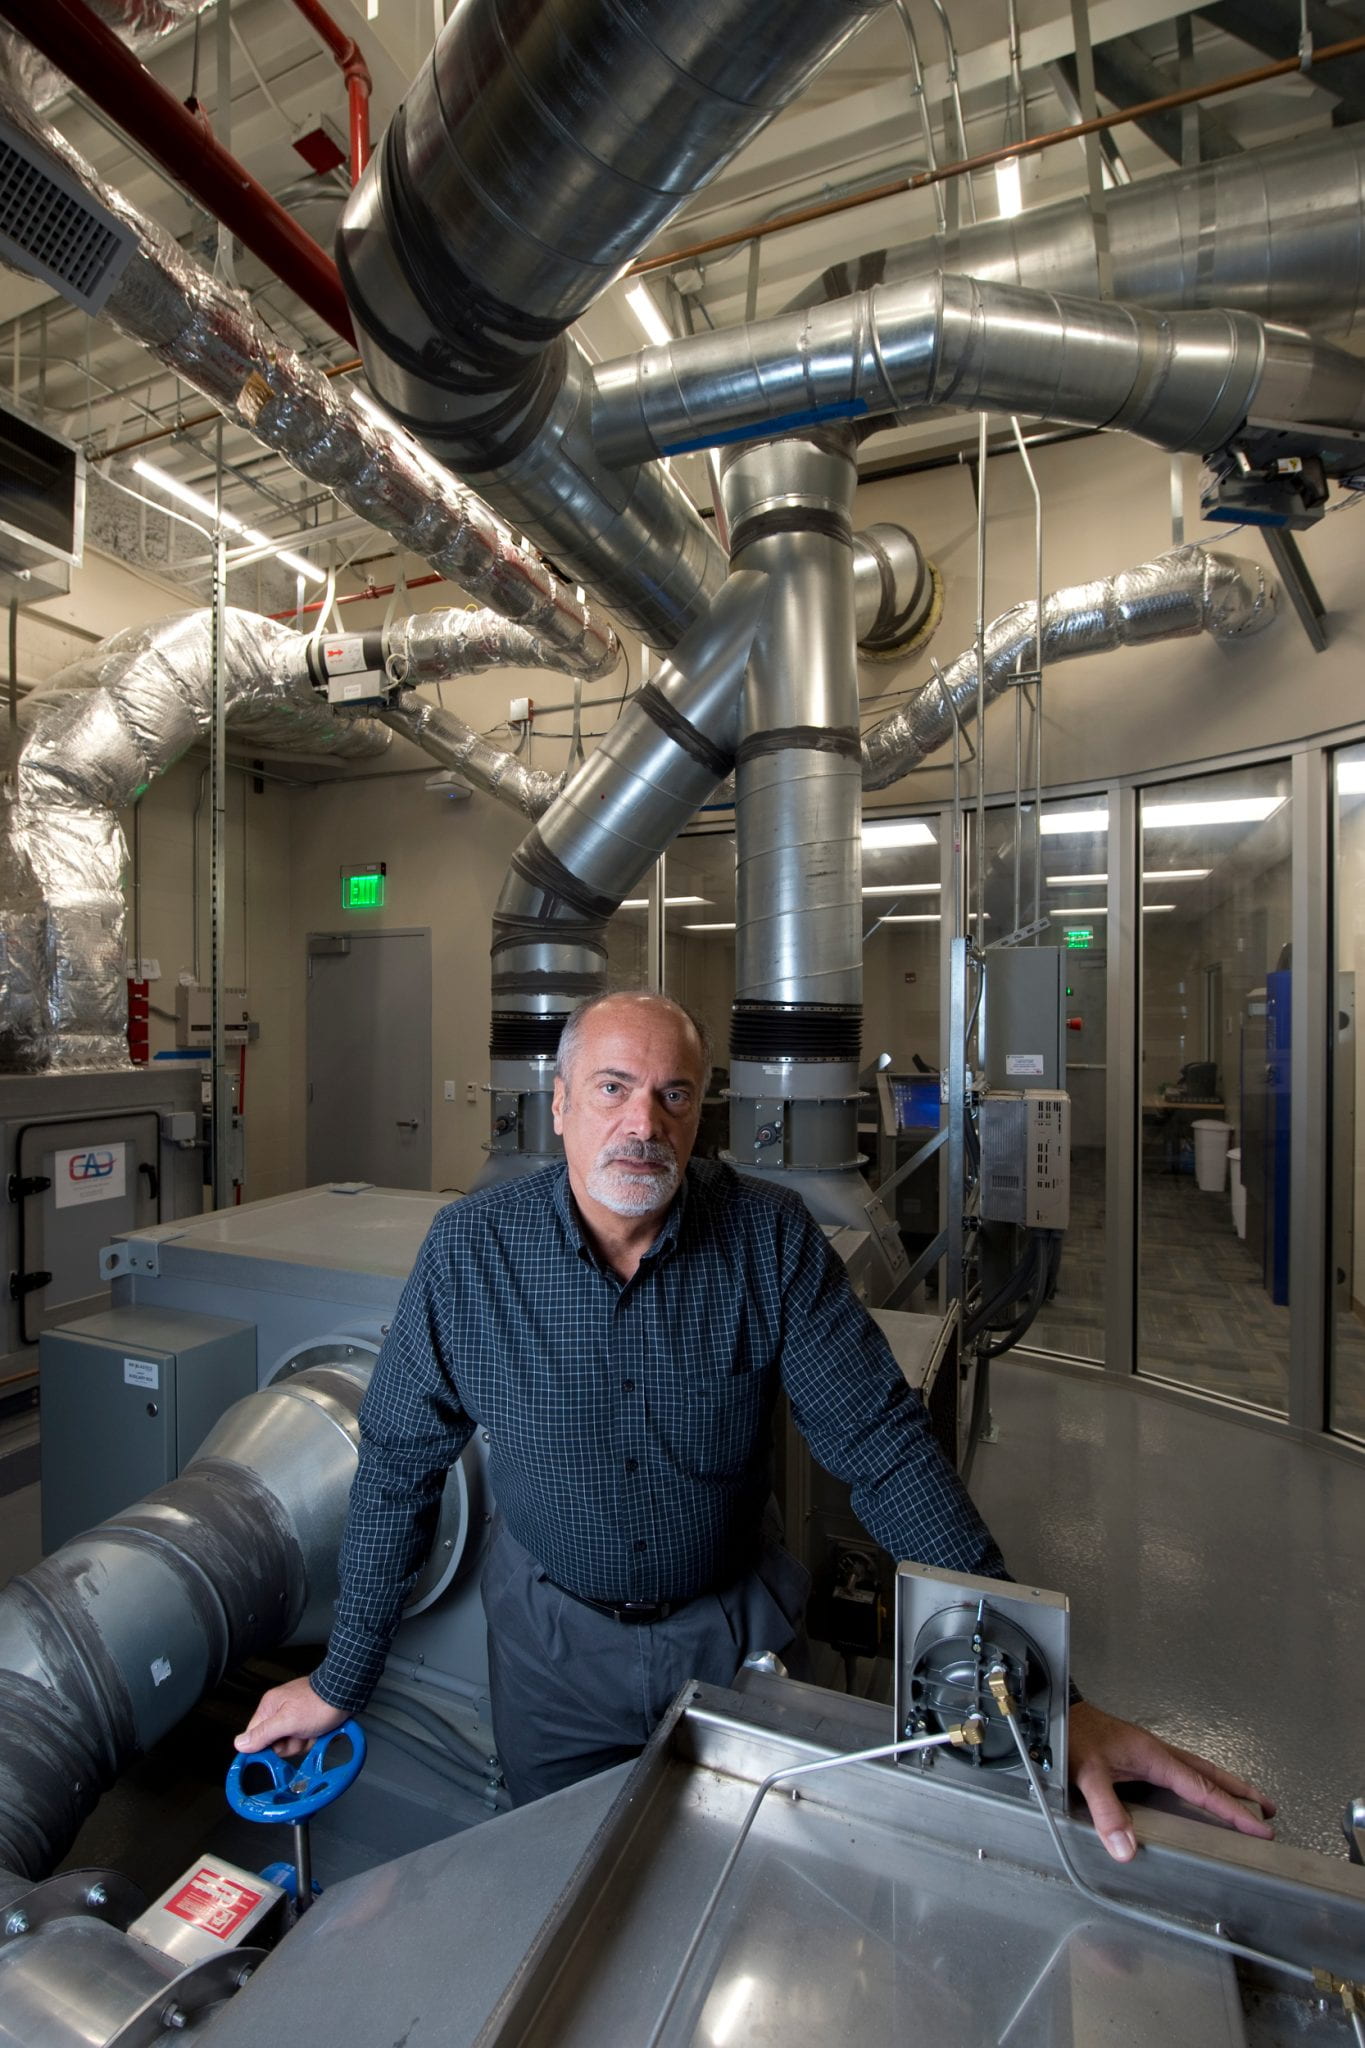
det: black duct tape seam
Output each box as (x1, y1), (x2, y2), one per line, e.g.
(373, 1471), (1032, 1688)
(736, 725), (860, 766)
(492, 970), (606, 997)
(508, 833), (620, 924)
(634, 681), (733, 780)
(492, 919), (609, 957)
(728, 506), (853, 559)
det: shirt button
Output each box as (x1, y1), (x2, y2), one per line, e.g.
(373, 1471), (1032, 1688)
(634, 1538), (647, 1552)
(622, 1379), (636, 1392)
(624, 1457), (638, 1473)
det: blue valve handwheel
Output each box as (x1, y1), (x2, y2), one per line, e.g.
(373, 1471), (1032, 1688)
(226, 1720), (367, 1822)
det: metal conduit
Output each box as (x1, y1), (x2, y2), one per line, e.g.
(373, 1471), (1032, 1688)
(336, 0), (888, 650)
(589, 272), (1365, 470)
(478, 573), (768, 1181)
(0, 1363), (372, 1881)
(860, 545), (1278, 791)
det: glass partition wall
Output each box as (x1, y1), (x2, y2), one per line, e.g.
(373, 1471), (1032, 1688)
(637, 739), (1359, 1452)
(1136, 763), (1293, 1413)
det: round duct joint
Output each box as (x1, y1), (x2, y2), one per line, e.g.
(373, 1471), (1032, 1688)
(729, 1000), (863, 1064)
(489, 1010), (569, 1060)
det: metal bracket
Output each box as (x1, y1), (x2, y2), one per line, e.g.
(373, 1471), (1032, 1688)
(1261, 526), (1328, 653)
(990, 915), (1052, 950)
(6, 1172), (50, 1203)
(99, 1238), (161, 1280)
(8, 1269), (51, 1300)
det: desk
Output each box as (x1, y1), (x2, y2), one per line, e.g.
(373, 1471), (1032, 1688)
(1142, 1098), (1227, 1175)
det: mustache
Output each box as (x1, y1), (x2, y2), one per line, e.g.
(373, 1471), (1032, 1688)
(597, 1139), (676, 1169)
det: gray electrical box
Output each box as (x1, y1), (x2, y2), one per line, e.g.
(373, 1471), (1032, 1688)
(39, 1304), (256, 1553)
(979, 1091), (1071, 1229)
(984, 947), (1068, 1091)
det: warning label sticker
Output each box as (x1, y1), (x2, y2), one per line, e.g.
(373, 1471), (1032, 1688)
(164, 1867), (265, 1940)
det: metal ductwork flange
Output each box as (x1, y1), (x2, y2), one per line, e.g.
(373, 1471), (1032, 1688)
(337, 0), (888, 648)
(852, 521), (943, 660)
(860, 545), (1278, 789)
(476, 572), (769, 1184)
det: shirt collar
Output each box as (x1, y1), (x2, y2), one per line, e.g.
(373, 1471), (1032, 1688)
(551, 1160), (690, 1269)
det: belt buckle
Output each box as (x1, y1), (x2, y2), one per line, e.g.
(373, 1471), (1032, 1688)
(618, 1599), (664, 1624)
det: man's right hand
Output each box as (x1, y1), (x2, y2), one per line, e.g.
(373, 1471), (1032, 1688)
(235, 1675), (348, 1760)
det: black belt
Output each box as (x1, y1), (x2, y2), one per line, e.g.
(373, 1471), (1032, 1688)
(544, 1577), (694, 1625)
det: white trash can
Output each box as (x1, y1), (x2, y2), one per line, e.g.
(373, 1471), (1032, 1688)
(1228, 1146), (1246, 1238)
(1193, 1118), (1232, 1193)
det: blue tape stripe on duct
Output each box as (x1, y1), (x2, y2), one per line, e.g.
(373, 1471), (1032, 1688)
(660, 398), (869, 457)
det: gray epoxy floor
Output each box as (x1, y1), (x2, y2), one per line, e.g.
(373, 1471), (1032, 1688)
(1, 1364), (1361, 1887)
(970, 1359), (1365, 1860)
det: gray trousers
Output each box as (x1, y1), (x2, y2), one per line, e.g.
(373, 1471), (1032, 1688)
(480, 1520), (812, 1806)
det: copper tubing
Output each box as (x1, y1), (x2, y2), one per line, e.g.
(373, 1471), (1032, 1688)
(629, 30), (1365, 278)
(270, 570), (446, 620)
(284, 0), (372, 182)
(0, 0), (356, 340)
(93, 359), (363, 463)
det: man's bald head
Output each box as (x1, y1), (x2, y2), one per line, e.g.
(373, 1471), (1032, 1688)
(554, 991), (711, 1093)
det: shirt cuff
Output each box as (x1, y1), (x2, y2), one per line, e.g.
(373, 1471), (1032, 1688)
(311, 1632), (389, 1715)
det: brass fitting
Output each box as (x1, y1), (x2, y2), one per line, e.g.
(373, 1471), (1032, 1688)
(949, 1715), (986, 1748)
(1312, 1968), (1364, 2014)
(987, 1665), (1017, 1720)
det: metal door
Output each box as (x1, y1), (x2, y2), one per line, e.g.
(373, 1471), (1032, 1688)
(306, 929), (432, 1189)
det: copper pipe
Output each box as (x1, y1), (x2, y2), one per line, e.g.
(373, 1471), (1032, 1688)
(269, 570), (446, 619)
(629, 30), (1365, 278)
(95, 358), (363, 461)
(284, 0), (372, 183)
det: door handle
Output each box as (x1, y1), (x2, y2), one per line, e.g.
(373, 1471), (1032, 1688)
(395, 1119), (419, 1131)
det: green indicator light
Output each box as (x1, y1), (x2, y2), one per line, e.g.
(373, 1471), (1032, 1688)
(1066, 986), (1073, 998)
(342, 865), (386, 910)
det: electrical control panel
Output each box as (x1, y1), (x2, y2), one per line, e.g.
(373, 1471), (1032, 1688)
(978, 1090), (1071, 1229)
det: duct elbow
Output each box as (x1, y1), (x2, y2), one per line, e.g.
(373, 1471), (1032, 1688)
(853, 523), (943, 659)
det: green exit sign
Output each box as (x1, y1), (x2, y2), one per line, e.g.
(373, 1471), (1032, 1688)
(1064, 927), (1093, 950)
(342, 863), (386, 910)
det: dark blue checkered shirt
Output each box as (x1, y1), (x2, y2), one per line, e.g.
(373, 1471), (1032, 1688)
(314, 1158), (1007, 1712)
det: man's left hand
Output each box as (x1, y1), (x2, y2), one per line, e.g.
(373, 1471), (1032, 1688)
(1068, 1701), (1277, 1863)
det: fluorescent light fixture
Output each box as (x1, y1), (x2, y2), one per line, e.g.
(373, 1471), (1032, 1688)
(1143, 796), (1284, 829)
(1046, 869), (1211, 887)
(880, 913), (942, 924)
(1060, 906), (1107, 917)
(618, 895), (710, 909)
(1337, 759), (1365, 793)
(684, 922), (735, 931)
(1143, 904), (1177, 913)
(624, 282), (673, 348)
(863, 819), (937, 848)
(133, 459), (326, 584)
(1039, 809), (1110, 835)
(862, 882), (941, 896)
(994, 156), (1023, 218)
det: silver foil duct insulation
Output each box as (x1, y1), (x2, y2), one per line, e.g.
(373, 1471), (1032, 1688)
(14, 0), (200, 108)
(860, 546), (1277, 790)
(0, 607), (389, 1074)
(0, 64), (619, 683)
(380, 689), (566, 819)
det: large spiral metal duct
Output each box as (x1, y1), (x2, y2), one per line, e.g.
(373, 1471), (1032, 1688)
(589, 273), (1365, 468)
(479, 572), (768, 1179)
(860, 546), (1278, 790)
(0, 1362), (371, 1881)
(336, 0), (889, 650)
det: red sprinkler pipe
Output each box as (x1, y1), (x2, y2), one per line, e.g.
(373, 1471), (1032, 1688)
(285, 0), (372, 183)
(0, 0), (357, 343)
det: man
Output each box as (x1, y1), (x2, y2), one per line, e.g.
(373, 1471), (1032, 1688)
(239, 991), (1274, 1861)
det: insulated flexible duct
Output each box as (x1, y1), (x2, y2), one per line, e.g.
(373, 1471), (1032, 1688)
(479, 572), (767, 1176)
(589, 272), (1365, 468)
(0, 604), (577, 1073)
(860, 545), (1277, 790)
(0, 64), (618, 681)
(337, 0), (888, 649)
(797, 125), (1365, 340)
(12, 0), (199, 109)
(0, 1361), (370, 1881)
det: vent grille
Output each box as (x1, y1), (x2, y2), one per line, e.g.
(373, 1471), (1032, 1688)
(0, 115), (135, 316)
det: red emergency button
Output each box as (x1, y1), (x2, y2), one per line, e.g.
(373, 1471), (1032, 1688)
(1067, 1016), (1083, 1031)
